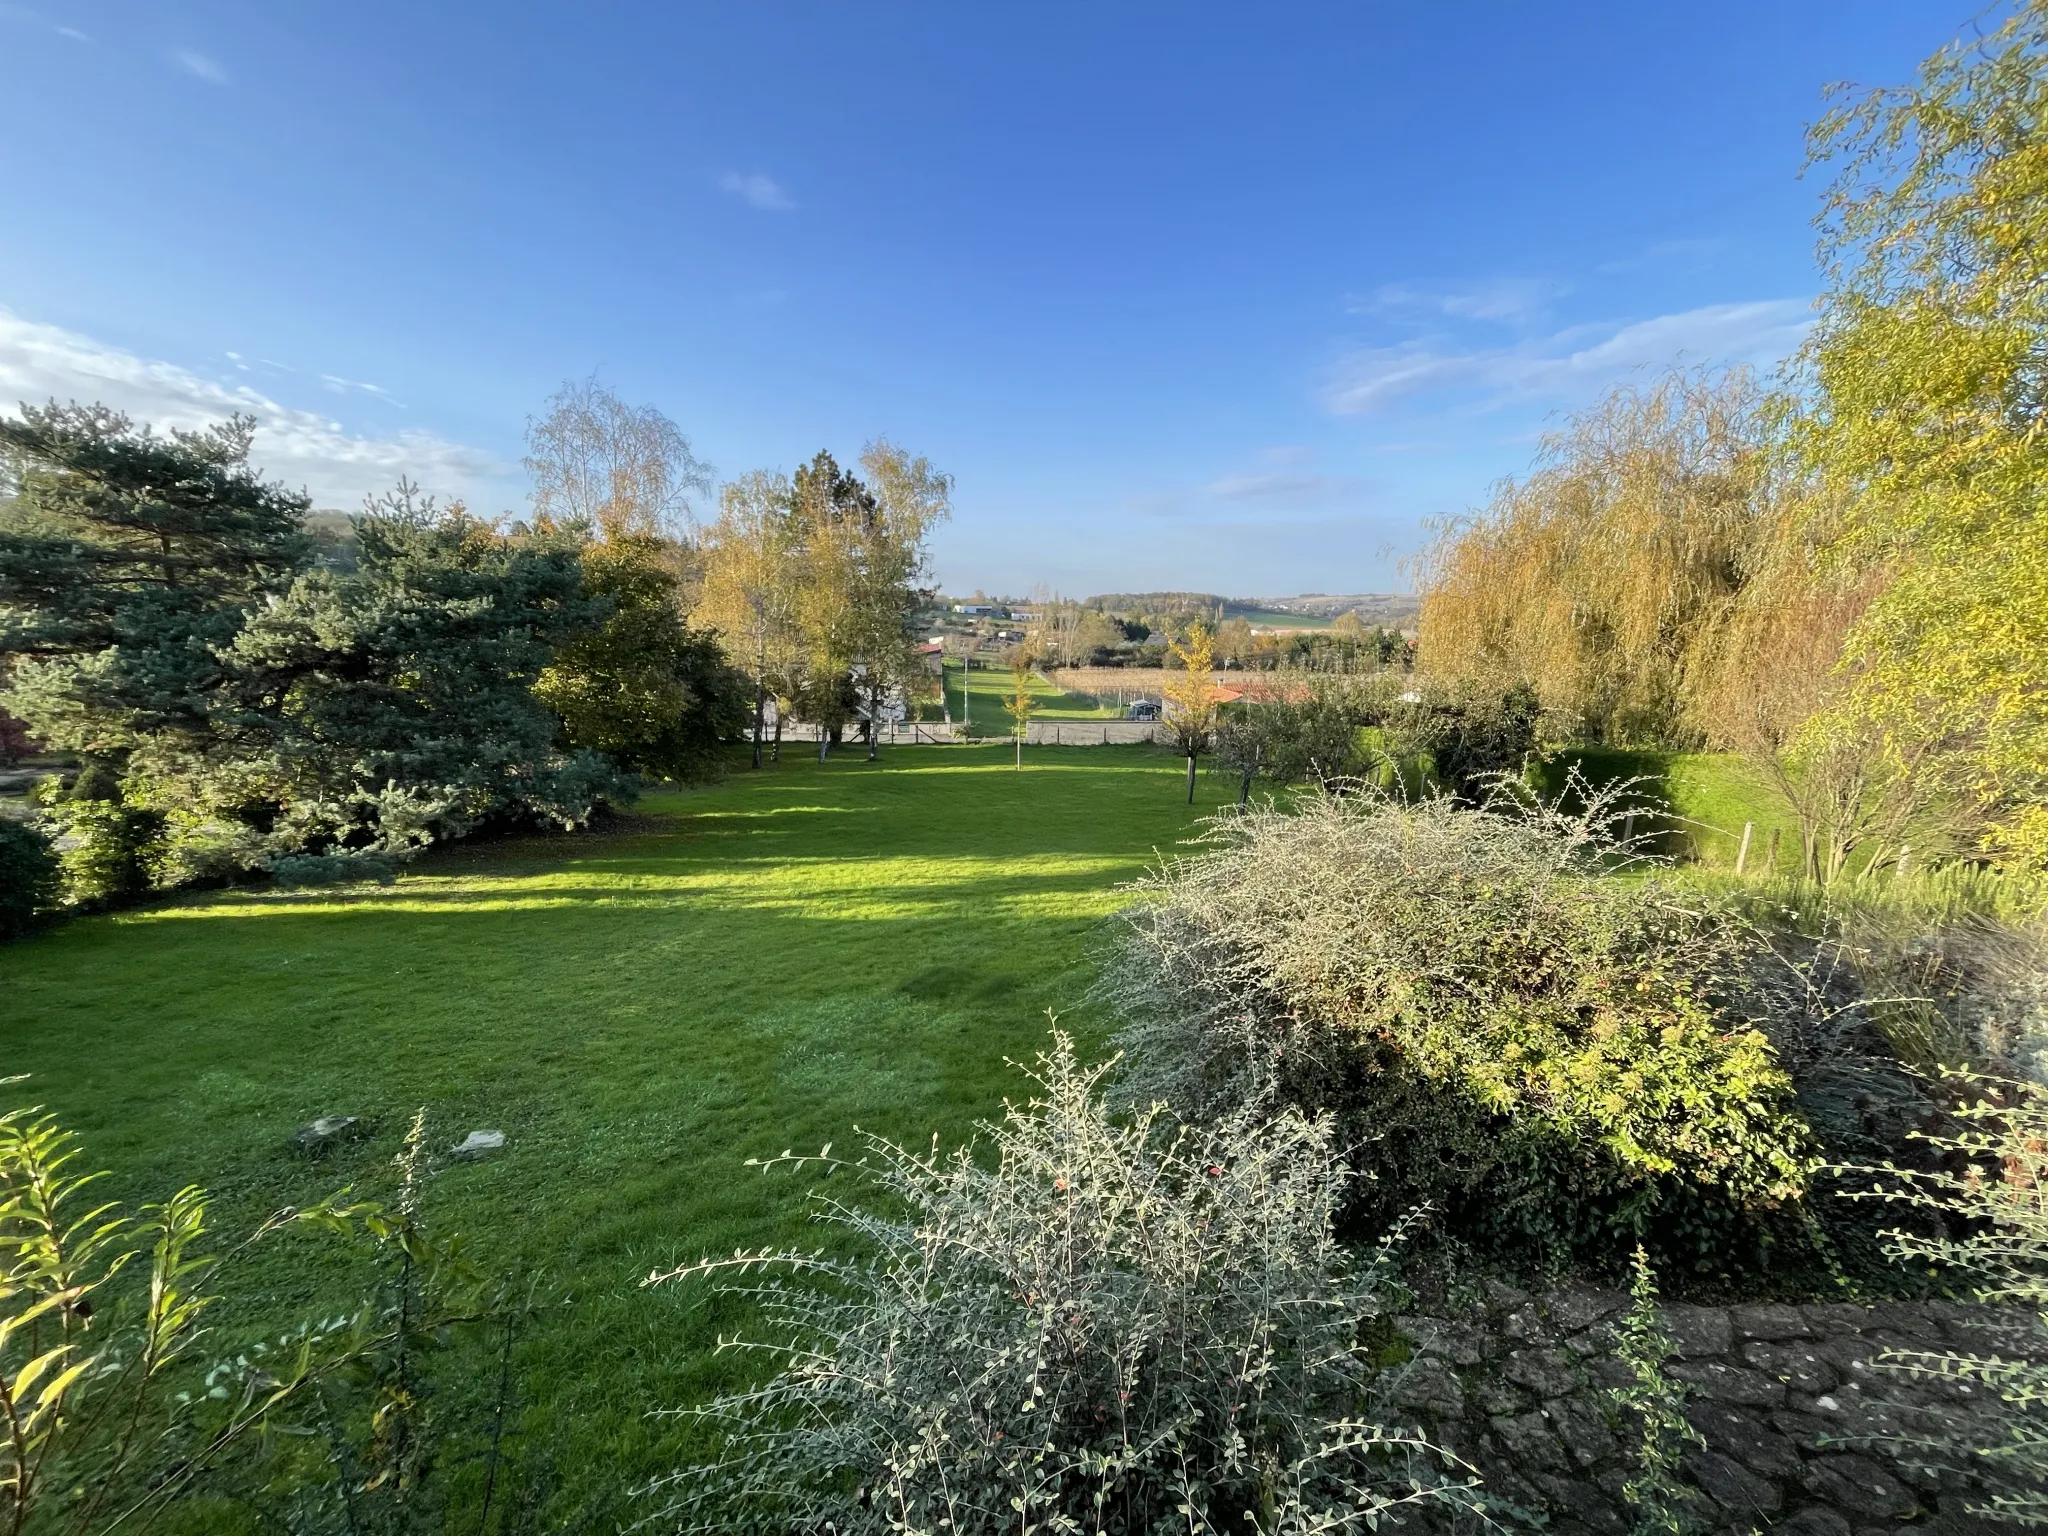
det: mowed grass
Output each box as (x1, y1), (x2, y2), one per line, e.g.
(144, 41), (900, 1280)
(0, 744), (1230, 1516)
(943, 657), (1124, 728)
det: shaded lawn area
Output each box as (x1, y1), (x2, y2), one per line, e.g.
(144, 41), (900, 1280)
(0, 744), (1229, 1519)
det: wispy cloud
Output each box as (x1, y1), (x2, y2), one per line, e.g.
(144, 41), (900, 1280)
(0, 308), (499, 507)
(170, 47), (226, 84)
(320, 374), (404, 406)
(0, 5), (90, 42)
(1357, 278), (1566, 326)
(1323, 299), (1811, 417)
(719, 171), (794, 212)
(1202, 471), (1370, 507)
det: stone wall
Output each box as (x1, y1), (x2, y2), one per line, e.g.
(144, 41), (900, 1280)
(1387, 1284), (2037, 1534)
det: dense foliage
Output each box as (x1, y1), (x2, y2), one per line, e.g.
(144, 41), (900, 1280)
(0, 818), (57, 940)
(534, 532), (749, 782)
(1106, 790), (1820, 1277)
(698, 443), (949, 765)
(1793, 3), (2048, 866)
(651, 1035), (1488, 1536)
(0, 404), (764, 903)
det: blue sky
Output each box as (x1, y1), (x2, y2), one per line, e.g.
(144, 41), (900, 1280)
(0, 2), (1972, 597)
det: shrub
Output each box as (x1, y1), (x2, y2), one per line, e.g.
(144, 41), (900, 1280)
(32, 767), (164, 907)
(647, 1034), (1493, 1535)
(1847, 1072), (2048, 1525)
(1104, 787), (1819, 1277)
(0, 817), (57, 940)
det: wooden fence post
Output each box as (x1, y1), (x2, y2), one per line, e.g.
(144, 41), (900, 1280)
(1735, 821), (1754, 875)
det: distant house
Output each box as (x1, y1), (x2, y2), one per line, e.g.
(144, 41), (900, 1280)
(1125, 699), (1161, 721)
(951, 603), (993, 615)
(915, 641), (945, 675)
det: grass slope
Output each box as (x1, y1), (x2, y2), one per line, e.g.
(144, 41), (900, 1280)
(0, 744), (1228, 1518)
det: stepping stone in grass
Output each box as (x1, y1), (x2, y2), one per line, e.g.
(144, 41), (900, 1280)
(451, 1129), (505, 1159)
(291, 1115), (363, 1154)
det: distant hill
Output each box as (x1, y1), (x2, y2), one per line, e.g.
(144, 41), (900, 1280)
(1082, 591), (1420, 626)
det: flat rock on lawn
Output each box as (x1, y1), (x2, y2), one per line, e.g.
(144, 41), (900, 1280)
(291, 1115), (362, 1153)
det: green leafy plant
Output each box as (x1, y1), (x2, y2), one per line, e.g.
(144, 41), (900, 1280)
(1104, 784), (1819, 1276)
(1610, 1247), (1704, 1536)
(1844, 1072), (2048, 1525)
(647, 1033), (1497, 1535)
(0, 1093), (362, 1534)
(0, 820), (57, 942)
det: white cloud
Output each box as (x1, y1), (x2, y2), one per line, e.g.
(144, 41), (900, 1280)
(1359, 278), (1566, 325)
(719, 171), (794, 212)
(320, 373), (403, 405)
(1323, 299), (1812, 416)
(55, 24), (87, 41)
(171, 47), (226, 84)
(0, 308), (500, 508)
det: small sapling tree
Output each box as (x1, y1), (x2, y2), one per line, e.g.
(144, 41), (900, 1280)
(1164, 622), (1220, 803)
(1006, 650), (1037, 770)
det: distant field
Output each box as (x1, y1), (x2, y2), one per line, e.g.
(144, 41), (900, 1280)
(940, 658), (1123, 729)
(1236, 608), (1333, 629)
(0, 745), (1232, 1524)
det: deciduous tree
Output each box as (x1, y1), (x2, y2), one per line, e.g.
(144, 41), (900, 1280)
(1164, 623), (1220, 803)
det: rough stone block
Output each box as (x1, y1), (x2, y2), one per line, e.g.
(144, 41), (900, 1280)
(1530, 1472), (1626, 1535)
(1390, 1358), (1465, 1415)
(1503, 1346), (1581, 1397)
(1802, 1304), (1875, 1334)
(1685, 1448), (1784, 1515)
(1489, 1410), (1562, 1472)
(1741, 1339), (1840, 1394)
(1669, 1360), (1786, 1409)
(1683, 1401), (1802, 1479)
(1774, 1507), (1852, 1536)
(1474, 1375), (1534, 1416)
(1549, 1394), (1619, 1468)
(1731, 1303), (1812, 1340)
(1664, 1304), (1734, 1358)
(1550, 1289), (1627, 1334)
(1800, 1454), (1919, 1520)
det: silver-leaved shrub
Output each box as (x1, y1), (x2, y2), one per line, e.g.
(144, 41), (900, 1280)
(646, 1033), (1496, 1535)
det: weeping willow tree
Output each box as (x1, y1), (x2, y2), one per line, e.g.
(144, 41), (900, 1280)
(1416, 368), (1774, 747)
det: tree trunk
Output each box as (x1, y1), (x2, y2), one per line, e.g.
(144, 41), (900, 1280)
(1186, 754), (1197, 804)
(751, 678), (767, 770)
(1238, 771), (1251, 808)
(772, 712), (783, 763)
(1016, 732), (1023, 771)
(867, 684), (881, 761)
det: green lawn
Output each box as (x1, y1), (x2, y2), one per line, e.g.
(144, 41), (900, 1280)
(0, 744), (1225, 1520)
(941, 658), (1123, 729)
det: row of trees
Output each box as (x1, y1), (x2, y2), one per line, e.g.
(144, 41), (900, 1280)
(1418, 5), (2048, 875)
(0, 382), (950, 905)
